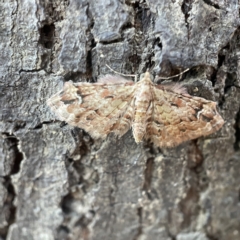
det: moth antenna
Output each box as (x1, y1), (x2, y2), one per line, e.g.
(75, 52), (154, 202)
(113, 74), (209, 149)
(156, 68), (190, 80)
(106, 64), (137, 79)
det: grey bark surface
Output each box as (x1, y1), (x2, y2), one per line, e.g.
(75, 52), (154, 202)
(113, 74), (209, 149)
(0, 0), (240, 240)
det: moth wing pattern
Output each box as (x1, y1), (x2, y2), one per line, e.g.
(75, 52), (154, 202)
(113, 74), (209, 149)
(47, 71), (224, 148)
(145, 85), (224, 147)
(47, 76), (136, 139)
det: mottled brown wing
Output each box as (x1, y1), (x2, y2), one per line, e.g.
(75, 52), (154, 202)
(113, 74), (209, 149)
(145, 85), (224, 148)
(47, 78), (136, 139)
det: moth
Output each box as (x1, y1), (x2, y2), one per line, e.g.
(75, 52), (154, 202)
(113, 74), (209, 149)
(47, 71), (224, 147)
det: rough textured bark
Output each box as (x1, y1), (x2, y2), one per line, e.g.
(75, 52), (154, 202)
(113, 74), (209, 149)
(0, 0), (240, 240)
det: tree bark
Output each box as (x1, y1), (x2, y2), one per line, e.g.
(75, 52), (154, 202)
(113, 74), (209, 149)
(0, 0), (240, 240)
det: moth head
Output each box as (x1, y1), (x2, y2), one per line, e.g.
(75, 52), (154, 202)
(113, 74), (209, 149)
(140, 71), (154, 82)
